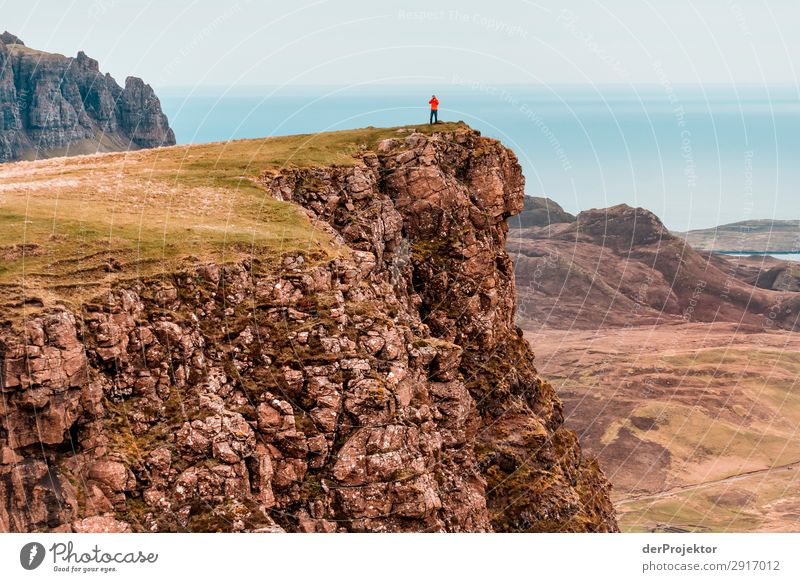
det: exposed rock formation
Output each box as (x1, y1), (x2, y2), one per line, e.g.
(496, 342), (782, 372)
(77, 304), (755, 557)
(510, 195), (576, 229)
(0, 33), (174, 162)
(0, 31), (24, 46)
(0, 128), (616, 532)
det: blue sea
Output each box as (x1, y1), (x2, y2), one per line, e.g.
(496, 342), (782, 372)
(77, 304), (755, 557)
(158, 84), (800, 231)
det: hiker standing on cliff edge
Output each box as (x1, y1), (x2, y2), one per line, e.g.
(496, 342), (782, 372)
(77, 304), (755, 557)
(429, 95), (439, 124)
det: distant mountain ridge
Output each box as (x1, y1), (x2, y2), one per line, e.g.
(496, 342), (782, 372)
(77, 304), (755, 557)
(677, 219), (800, 253)
(509, 206), (800, 533)
(510, 204), (800, 330)
(0, 32), (175, 162)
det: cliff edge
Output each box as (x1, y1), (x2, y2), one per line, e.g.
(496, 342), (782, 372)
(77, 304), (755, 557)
(0, 124), (617, 532)
(0, 32), (175, 162)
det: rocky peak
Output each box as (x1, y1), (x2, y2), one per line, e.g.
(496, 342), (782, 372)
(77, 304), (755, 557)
(75, 50), (100, 71)
(117, 76), (175, 148)
(575, 203), (670, 248)
(0, 35), (175, 162)
(511, 195), (576, 228)
(0, 31), (24, 46)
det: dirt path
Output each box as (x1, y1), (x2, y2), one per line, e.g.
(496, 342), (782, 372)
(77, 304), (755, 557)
(615, 461), (800, 505)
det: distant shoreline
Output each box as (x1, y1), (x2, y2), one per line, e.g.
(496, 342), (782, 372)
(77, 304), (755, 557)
(712, 250), (800, 256)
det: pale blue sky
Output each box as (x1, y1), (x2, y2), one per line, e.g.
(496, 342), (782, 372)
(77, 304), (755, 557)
(2, 0), (798, 90)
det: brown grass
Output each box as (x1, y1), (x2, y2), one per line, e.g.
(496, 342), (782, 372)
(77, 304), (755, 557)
(529, 323), (800, 532)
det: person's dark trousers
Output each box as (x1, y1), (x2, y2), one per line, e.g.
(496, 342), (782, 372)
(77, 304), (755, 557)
(430, 109), (438, 124)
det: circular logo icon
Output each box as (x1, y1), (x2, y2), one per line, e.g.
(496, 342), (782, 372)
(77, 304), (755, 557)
(20, 542), (46, 570)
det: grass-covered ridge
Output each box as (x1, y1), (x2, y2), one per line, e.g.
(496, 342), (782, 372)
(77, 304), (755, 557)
(0, 122), (467, 314)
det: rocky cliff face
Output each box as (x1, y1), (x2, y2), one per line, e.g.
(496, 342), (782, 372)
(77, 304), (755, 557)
(0, 32), (174, 162)
(0, 128), (616, 532)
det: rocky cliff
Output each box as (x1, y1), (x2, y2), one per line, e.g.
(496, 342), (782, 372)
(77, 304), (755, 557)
(0, 32), (174, 162)
(0, 126), (616, 532)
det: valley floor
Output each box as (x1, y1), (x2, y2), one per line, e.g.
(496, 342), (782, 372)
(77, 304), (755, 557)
(525, 322), (800, 532)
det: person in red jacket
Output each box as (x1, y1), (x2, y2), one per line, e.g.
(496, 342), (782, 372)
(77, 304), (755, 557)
(428, 95), (439, 124)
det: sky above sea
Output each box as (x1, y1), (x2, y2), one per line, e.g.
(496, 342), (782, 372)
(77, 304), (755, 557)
(159, 84), (800, 231)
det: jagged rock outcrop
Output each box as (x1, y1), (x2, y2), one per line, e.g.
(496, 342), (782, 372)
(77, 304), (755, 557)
(0, 32), (23, 46)
(0, 128), (617, 532)
(510, 195), (576, 229)
(0, 33), (174, 162)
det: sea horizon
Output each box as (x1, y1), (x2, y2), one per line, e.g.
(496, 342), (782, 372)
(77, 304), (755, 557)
(158, 83), (800, 232)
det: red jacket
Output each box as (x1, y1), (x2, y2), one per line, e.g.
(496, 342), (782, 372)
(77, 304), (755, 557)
(429, 97), (439, 110)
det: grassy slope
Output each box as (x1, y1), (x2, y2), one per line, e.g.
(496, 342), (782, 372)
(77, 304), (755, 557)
(529, 325), (800, 532)
(0, 122), (466, 315)
(613, 346), (800, 531)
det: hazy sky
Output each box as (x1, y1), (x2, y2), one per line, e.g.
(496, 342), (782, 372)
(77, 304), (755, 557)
(3, 0), (798, 90)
